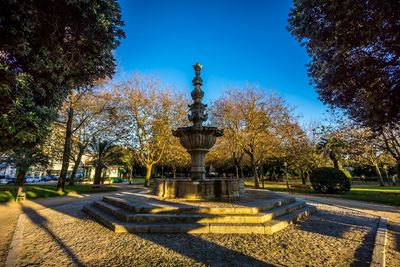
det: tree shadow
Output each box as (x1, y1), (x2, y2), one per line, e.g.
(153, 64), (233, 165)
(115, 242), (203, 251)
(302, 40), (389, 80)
(136, 232), (273, 267)
(298, 209), (377, 266)
(388, 222), (400, 251)
(21, 205), (85, 266)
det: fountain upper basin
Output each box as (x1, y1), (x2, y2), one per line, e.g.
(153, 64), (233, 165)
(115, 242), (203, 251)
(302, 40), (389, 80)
(173, 126), (223, 150)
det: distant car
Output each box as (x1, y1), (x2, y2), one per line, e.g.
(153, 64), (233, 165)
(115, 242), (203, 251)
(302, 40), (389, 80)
(33, 176), (41, 183)
(49, 175), (59, 181)
(0, 175), (7, 184)
(208, 172), (217, 177)
(7, 177), (16, 184)
(25, 176), (34, 183)
(41, 176), (51, 182)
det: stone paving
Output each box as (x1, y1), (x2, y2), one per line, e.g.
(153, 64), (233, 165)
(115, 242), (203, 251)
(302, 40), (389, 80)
(13, 200), (382, 266)
(386, 222), (400, 266)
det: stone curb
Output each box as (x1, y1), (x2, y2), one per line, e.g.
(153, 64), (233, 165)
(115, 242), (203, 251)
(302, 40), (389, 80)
(370, 217), (388, 267)
(5, 213), (25, 267)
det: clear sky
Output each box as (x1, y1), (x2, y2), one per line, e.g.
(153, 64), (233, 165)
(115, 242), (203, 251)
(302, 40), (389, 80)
(115, 0), (328, 123)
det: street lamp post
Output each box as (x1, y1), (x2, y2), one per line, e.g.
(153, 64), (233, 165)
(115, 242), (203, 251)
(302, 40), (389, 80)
(284, 162), (290, 189)
(383, 165), (391, 186)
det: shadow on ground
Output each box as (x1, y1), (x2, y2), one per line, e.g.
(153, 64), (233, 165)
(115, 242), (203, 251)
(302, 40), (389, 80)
(21, 205), (85, 267)
(298, 208), (377, 267)
(136, 233), (273, 267)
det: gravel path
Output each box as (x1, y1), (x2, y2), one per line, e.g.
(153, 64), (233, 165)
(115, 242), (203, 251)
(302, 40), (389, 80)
(14, 201), (382, 266)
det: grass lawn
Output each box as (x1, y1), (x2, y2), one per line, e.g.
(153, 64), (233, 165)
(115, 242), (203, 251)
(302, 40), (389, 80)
(245, 180), (400, 207)
(0, 184), (118, 203)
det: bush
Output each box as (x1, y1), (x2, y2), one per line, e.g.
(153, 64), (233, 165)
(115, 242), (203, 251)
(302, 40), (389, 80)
(112, 177), (125, 183)
(310, 167), (351, 194)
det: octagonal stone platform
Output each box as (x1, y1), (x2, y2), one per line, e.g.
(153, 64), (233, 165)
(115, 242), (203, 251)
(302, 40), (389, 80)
(83, 189), (316, 234)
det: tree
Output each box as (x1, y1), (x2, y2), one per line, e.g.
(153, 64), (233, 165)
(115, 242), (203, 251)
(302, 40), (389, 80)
(161, 137), (190, 178)
(117, 147), (137, 183)
(211, 95), (247, 179)
(57, 87), (116, 190)
(288, 0), (400, 127)
(87, 136), (123, 185)
(212, 87), (294, 188)
(282, 123), (314, 185)
(119, 74), (187, 187)
(347, 127), (395, 186)
(0, 0), (125, 151)
(316, 128), (348, 170)
(8, 147), (49, 186)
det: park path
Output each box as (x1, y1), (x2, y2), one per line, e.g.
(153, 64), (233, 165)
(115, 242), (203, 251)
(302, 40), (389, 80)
(0, 184), (142, 266)
(271, 190), (400, 223)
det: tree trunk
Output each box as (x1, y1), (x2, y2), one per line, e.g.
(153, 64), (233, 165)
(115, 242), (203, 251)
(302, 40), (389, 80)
(69, 146), (85, 185)
(240, 167), (245, 180)
(101, 169), (107, 184)
(15, 168), (27, 187)
(145, 164), (152, 187)
(300, 168), (306, 185)
(93, 165), (102, 185)
(57, 104), (74, 192)
(329, 151), (339, 169)
(374, 164), (385, 186)
(248, 153), (259, 188)
(300, 174), (306, 185)
(235, 165), (239, 179)
(172, 166), (176, 179)
(253, 165), (260, 188)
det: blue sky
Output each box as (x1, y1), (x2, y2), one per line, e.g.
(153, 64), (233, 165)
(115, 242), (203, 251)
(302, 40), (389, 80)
(115, 0), (328, 123)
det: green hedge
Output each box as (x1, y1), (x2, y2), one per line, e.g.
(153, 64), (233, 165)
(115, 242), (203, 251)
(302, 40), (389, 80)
(310, 167), (351, 193)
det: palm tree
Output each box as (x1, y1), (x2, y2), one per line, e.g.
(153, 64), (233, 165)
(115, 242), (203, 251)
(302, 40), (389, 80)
(316, 135), (346, 170)
(88, 136), (124, 184)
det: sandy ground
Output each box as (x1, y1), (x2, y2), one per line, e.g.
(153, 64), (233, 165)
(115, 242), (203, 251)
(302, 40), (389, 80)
(12, 201), (381, 266)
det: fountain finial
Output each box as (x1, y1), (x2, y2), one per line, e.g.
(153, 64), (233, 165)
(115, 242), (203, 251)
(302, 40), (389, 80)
(191, 63), (204, 103)
(188, 63), (208, 127)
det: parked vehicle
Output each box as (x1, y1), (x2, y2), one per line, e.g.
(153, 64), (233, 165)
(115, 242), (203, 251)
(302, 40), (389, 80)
(33, 176), (41, 183)
(49, 175), (59, 181)
(7, 177), (16, 184)
(41, 176), (51, 182)
(25, 176), (34, 183)
(0, 175), (7, 184)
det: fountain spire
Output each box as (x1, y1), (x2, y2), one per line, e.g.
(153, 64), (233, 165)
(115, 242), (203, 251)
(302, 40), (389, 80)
(188, 63), (208, 128)
(155, 63), (239, 199)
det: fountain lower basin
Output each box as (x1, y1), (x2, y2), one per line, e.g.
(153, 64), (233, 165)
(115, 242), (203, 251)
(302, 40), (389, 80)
(153, 178), (242, 200)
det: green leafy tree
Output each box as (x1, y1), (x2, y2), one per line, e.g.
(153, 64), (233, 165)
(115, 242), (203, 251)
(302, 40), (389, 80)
(8, 147), (49, 186)
(288, 0), (400, 126)
(0, 0), (125, 151)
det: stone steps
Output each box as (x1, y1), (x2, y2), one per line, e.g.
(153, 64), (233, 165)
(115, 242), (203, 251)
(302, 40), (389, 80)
(102, 195), (296, 215)
(92, 199), (306, 224)
(83, 204), (316, 234)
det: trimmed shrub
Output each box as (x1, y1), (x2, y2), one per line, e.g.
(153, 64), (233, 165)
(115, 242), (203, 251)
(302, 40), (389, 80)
(310, 167), (351, 194)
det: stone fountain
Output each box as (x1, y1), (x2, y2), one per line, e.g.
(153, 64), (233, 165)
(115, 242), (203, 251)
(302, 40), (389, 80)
(153, 63), (240, 200)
